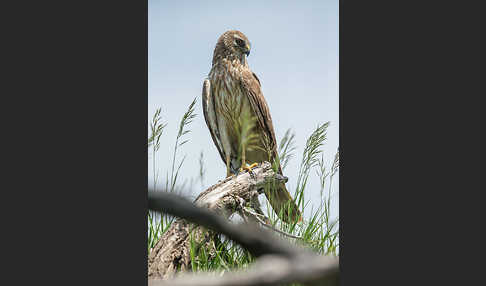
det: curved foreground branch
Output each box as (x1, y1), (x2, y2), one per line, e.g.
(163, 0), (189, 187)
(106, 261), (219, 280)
(148, 162), (339, 285)
(149, 254), (337, 286)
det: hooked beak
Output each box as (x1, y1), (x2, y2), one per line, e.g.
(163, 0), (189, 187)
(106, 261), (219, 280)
(245, 43), (251, 56)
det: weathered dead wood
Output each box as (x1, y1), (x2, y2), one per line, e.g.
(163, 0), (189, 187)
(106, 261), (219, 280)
(148, 161), (283, 279)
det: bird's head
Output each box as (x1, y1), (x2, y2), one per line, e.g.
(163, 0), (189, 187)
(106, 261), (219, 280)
(213, 30), (251, 66)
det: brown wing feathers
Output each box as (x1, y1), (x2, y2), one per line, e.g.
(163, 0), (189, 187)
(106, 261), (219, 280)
(202, 79), (226, 163)
(241, 70), (302, 223)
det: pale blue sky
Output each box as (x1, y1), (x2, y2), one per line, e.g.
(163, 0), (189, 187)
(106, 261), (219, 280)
(148, 0), (339, 221)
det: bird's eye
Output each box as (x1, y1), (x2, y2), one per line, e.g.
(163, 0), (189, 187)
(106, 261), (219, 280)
(235, 38), (246, 48)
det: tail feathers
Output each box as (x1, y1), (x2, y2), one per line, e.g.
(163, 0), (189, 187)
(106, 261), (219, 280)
(265, 182), (302, 224)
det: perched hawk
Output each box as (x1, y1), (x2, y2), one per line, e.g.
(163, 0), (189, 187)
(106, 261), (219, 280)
(202, 30), (301, 223)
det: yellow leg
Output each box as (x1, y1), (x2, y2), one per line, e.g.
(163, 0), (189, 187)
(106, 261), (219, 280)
(226, 153), (232, 178)
(239, 148), (246, 172)
(239, 147), (259, 172)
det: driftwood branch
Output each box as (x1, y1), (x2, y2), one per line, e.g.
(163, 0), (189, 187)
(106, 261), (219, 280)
(147, 161), (339, 285)
(148, 162), (286, 279)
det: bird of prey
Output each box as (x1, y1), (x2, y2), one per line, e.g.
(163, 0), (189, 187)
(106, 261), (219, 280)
(202, 30), (301, 223)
